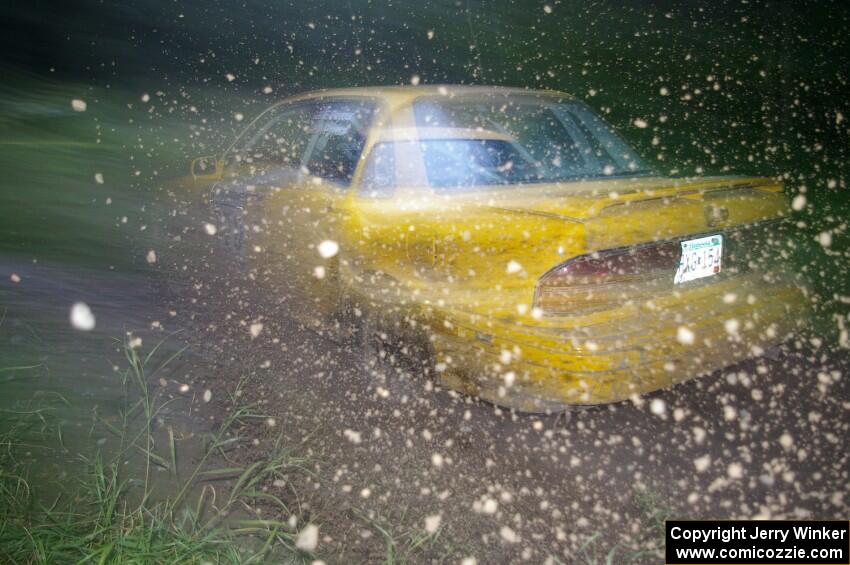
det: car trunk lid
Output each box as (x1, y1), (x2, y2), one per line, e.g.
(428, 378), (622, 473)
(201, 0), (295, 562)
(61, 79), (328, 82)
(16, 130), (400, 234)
(497, 175), (793, 317)
(483, 175), (787, 249)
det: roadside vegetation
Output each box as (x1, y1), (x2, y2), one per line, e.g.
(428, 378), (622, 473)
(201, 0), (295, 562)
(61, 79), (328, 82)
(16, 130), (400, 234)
(1, 335), (671, 564)
(556, 488), (673, 565)
(0, 338), (316, 564)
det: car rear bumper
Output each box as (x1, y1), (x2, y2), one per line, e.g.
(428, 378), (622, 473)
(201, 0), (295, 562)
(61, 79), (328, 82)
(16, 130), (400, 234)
(429, 274), (811, 410)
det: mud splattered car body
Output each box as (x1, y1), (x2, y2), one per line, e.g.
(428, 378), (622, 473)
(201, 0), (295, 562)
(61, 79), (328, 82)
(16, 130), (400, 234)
(185, 86), (809, 411)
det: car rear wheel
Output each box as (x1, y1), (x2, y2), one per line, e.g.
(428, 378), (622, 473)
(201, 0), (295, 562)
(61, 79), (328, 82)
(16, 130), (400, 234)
(334, 291), (436, 404)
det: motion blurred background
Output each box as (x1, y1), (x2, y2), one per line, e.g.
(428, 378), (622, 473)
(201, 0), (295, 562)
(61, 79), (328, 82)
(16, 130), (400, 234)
(1, 0), (847, 275)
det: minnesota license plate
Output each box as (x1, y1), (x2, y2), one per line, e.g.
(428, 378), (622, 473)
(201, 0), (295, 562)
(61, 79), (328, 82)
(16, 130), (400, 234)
(674, 234), (723, 284)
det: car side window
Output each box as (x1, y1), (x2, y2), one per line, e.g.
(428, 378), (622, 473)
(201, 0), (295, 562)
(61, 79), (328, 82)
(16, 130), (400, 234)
(226, 102), (316, 175)
(302, 99), (377, 187)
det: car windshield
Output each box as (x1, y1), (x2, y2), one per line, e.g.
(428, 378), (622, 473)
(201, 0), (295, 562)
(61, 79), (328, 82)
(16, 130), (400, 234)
(403, 95), (653, 190)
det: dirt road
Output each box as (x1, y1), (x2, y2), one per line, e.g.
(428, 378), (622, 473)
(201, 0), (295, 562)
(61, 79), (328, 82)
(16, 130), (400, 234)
(162, 242), (850, 564)
(4, 241), (848, 562)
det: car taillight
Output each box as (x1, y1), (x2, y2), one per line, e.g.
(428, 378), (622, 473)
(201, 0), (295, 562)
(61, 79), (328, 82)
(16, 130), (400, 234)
(534, 241), (681, 315)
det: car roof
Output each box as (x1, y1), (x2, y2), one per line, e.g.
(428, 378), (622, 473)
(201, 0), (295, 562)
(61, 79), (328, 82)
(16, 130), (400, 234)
(286, 85), (574, 105)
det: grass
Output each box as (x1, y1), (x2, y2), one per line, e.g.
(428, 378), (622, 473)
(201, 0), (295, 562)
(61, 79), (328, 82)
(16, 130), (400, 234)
(568, 533), (653, 565)
(0, 337), (316, 564)
(634, 486), (674, 554)
(562, 487), (674, 565)
(352, 508), (466, 565)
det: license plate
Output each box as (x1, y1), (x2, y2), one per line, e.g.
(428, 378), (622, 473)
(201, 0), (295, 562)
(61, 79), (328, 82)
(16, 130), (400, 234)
(674, 234), (723, 284)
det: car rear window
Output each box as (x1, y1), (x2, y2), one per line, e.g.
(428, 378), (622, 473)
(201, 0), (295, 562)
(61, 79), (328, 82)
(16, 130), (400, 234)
(412, 95), (652, 191)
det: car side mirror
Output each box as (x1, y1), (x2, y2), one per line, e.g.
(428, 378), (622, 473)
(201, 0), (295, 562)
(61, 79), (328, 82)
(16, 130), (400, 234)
(190, 155), (223, 180)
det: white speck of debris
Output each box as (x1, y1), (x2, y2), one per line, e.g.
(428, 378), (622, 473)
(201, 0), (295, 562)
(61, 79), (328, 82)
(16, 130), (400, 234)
(71, 99), (87, 112)
(723, 292), (737, 304)
(203, 389), (212, 403)
(779, 433), (793, 449)
(410, 75), (421, 86)
(225, 73), (236, 82)
(295, 524), (319, 552)
(602, 164), (615, 175)
(727, 462), (744, 479)
(543, 4), (552, 13)
(427, 29), (435, 40)
(480, 497), (498, 514)
(204, 223), (217, 235)
(633, 118), (649, 128)
(676, 326), (695, 345)
(461, 559), (478, 565)
(791, 194), (807, 211)
(817, 231), (832, 248)
(431, 453), (444, 468)
(424, 514), (442, 533)
(234, 112), (244, 122)
(724, 318), (740, 336)
(343, 429), (362, 444)
(94, 173), (104, 184)
(500, 526), (520, 543)
(659, 86), (670, 96)
(318, 240), (339, 258)
(10, 273), (21, 283)
(141, 93), (150, 103)
(249, 323), (263, 338)
(649, 398), (667, 416)
(263, 86), (273, 94)
(146, 250), (157, 264)
(694, 455), (711, 472)
(179, 384), (190, 393)
(313, 266), (326, 279)
(506, 260), (522, 274)
(266, 418), (276, 427)
(70, 302), (96, 331)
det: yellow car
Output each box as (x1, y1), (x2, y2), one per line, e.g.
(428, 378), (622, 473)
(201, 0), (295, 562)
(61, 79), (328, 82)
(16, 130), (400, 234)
(182, 86), (809, 412)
